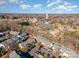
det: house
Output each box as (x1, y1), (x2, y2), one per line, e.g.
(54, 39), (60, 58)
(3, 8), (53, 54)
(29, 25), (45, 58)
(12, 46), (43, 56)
(19, 38), (37, 49)
(29, 44), (54, 58)
(0, 44), (4, 47)
(9, 50), (20, 58)
(0, 32), (5, 37)
(19, 38), (36, 52)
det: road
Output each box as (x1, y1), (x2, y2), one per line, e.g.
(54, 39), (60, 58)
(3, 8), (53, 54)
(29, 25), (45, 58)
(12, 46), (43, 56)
(51, 41), (79, 58)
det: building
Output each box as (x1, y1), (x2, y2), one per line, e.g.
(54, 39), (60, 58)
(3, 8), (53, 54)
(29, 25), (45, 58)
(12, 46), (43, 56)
(29, 44), (54, 58)
(9, 50), (20, 58)
(19, 38), (37, 52)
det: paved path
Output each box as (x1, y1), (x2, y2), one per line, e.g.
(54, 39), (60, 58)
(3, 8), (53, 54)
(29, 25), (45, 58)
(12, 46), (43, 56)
(51, 41), (79, 58)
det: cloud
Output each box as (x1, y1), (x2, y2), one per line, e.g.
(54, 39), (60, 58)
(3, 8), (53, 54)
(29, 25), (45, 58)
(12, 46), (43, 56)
(8, 0), (19, 3)
(64, 2), (69, 5)
(20, 4), (31, 10)
(53, 0), (61, 2)
(47, 0), (61, 7)
(0, 0), (6, 5)
(0, 5), (6, 8)
(47, 0), (50, 3)
(0, 0), (6, 8)
(9, 0), (18, 2)
(47, 0), (79, 12)
(47, 2), (57, 7)
(47, 0), (51, 3)
(57, 4), (78, 11)
(47, 0), (61, 3)
(33, 4), (42, 8)
(19, 3), (42, 10)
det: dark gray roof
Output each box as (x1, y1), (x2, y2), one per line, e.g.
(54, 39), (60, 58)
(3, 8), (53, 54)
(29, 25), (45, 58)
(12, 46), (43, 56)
(35, 37), (49, 43)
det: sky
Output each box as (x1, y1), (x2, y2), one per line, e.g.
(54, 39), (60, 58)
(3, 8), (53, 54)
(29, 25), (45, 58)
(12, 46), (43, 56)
(0, 0), (79, 14)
